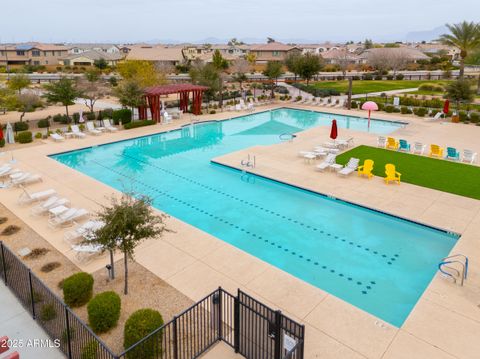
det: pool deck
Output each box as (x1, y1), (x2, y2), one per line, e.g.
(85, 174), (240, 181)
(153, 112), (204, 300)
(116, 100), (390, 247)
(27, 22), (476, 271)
(0, 104), (479, 359)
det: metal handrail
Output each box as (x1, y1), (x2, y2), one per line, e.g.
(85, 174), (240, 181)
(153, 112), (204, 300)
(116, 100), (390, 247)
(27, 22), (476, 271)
(438, 258), (467, 286)
(442, 254), (468, 279)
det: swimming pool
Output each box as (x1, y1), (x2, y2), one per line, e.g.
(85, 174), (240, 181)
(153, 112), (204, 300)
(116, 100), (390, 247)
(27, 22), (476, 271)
(52, 108), (457, 326)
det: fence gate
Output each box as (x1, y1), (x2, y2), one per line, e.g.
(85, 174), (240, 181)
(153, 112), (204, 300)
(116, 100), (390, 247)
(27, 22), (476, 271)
(234, 290), (304, 359)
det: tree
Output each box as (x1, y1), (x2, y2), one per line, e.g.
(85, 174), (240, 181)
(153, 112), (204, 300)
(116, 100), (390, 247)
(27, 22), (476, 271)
(388, 49), (411, 74)
(364, 39), (374, 49)
(114, 80), (145, 120)
(93, 58), (108, 70)
(245, 53), (257, 71)
(17, 93), (41, 122)
(263, 61), (284, 98)
(212, 50), (229, 70)
(445, 79), (474, 110)
(189, 61), (220, 103)
(267, 37), (276, 43)
(439, 21), (480, 78)
(78, 69), (108, 112)
(89, 192), (167, 295)
(231, 59), (250, 90)
(8, 74), (30, 94)
(43, 77), (81, 120)
(366, 49), (392, 73)
(297, 53), (323, 84)
(285, 53), (302, 81)
(117, 60), (165, 88)
(334, 50), (352, 77)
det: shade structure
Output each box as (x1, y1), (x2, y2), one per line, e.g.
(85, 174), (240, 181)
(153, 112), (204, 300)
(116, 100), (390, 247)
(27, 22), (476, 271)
(443, 100), (450, 114)
(5, 123), (15, 144)
(361, 101), (379, 129)
(330, 119), (338, 140)
(141, 84), (209, 122)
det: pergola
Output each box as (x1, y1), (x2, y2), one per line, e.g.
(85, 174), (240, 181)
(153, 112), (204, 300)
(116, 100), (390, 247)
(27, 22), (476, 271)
(140, 84), (209, 122)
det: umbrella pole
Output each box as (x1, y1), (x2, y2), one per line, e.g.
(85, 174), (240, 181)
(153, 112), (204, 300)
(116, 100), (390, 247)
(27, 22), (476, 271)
(368, 110), (371, 129)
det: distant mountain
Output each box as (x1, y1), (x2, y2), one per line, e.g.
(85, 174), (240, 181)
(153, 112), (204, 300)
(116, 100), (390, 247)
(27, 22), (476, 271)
(406, 26), (447, 42)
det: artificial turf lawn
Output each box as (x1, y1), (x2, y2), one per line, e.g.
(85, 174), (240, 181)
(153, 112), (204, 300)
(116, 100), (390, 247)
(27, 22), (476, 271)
(336, 145), (480, 200)
(310, 80), (451, 95)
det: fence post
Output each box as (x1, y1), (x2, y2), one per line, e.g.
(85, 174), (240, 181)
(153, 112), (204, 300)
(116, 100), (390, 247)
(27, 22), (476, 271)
(65, 307), (73, 359)
(173, 315), (178, 359)
(0, 242), (7, 285)
(274, 310), (282, 359)
(217, 287), (223, 341)
(233, 294), (240, 353)
(28, 270), (36, 318)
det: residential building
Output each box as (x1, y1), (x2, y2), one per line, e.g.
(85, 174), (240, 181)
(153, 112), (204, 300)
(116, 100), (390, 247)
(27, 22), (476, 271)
(322, 49), (364, 65)
(414, 43), (461, 60)
(59, 50), (124, 66)
(249, 42), (301, 63)
(359, 47), (430, 63)
(300, 43), (341, 55)
(0, 43), (68, 66)
(67, 43), (120, 54)
(125, 45), (185, 67)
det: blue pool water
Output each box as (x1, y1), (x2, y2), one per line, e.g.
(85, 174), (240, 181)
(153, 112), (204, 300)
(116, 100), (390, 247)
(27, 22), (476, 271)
(52, 108), (457, 326)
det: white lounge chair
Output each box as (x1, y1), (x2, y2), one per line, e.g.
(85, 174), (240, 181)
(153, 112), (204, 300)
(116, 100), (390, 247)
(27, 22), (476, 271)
(48, 208), (89, 228)
(0, 165), (14, 178)
(315, 154), (337, 172)
(426, 112), (443, 121)
(377, 136), (386, 148)
(31, 197), (69, 216)
(86, 122), (102, 135)
(50, 133), (65, 142)
(463, 149), (477, 164)
(413, 142), (427, 155)
(18, 187), (56, 205)
(72, 244), (103, 262)
(337, 158), (360, 176)
(11, 173), (42, 186)
(336, 137), (354, 148)
(64, 220), (104, 243)
(334, 99), (345, 108)
(163, 112), (173, 123)
(70, 125), (86, 138)
(103, 119), (118, 132)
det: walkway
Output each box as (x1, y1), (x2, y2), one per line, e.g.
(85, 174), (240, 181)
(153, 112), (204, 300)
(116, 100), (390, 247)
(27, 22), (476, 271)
(0, 282), (65, 359)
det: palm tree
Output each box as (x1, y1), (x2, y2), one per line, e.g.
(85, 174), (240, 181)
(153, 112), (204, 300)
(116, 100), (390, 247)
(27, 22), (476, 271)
(438, 21), (480, 79)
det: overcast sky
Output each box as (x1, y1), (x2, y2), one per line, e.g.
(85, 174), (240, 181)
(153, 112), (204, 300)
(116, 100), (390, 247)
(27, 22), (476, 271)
(1, 0), (479, 43)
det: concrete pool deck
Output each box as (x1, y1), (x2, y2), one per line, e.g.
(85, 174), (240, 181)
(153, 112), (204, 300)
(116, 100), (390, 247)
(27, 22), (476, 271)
(0, 104), (479, 359)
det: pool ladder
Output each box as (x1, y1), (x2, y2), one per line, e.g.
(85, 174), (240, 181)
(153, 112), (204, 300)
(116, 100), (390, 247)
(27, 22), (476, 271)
(279, 133), (296, 142)
(241, 154), (256, 168)
(438, 254), (468, 286)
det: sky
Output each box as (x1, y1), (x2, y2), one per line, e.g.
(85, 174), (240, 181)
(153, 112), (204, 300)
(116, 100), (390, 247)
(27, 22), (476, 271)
(1, 0), (479, 44)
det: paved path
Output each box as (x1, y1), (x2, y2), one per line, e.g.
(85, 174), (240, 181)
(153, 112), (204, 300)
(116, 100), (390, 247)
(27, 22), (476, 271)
(0, 282), (65, 359)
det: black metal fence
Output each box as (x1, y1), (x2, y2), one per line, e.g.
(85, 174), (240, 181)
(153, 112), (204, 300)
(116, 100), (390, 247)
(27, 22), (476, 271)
(0, 241), (305, 359)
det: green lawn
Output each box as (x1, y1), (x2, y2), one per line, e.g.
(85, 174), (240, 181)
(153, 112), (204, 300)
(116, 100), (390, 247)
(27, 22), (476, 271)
(310, 80), (451, 95)
(336, 145), (480, 200)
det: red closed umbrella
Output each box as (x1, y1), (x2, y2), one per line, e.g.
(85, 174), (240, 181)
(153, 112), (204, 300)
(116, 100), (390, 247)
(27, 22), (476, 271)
(443, 100), (450, 114)
(330, 119), (338, 140)
(0, 125), (3, 141)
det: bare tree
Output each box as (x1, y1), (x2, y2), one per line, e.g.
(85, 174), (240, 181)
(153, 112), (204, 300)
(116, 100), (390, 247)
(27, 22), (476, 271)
(366, 48), (412, 74)
(17, 93), (41, 122)
(334, 49), (353, 77)
(388, 48), (411, 75)
(77, 70), (110, 113)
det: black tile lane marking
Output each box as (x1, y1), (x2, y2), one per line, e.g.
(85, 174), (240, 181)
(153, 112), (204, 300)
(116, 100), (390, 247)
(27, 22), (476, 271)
(114, 153), (400, 263)
(91, 159), (386, 295)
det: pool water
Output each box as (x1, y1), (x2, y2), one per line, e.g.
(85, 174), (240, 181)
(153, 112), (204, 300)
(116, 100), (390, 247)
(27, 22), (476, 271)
(52, 108), (457, 327)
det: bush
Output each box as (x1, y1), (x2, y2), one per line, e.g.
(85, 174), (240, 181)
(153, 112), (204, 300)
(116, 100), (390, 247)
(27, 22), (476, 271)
(350, 101), (358, 109)
(209, 110), (216, 114)
(400, 106), (412, 114)
(374, 75), (383, 80)
(37, 118), (50, 128)
(386, 75), (394, 80)
(123, 120), (155, 130)
(40, 304), (57, 321)
(102, 108), (114, 119)
(352, 76), (360, 81)
(14, 121), (29, 131)
(86, 112), (96, 121)
(87, 291), (121, 333)
(384, 105), (395, 113)
(112, 109), (132, 125)
(458, 111), (468, 122)
(363, 74), (373, 80)
(414, 107), (427, 117)
(0, 138), (5, 148)
(124, 309), (164, 358)
(81, 341), (99, 359)
(419, 83), (444, 92)
(470, 112), (480, 123)
(395, 74), (404, 80)
(62, 272), (94, 307)
(16, 131), (33, 143)
(1, 225), (20, 235)
(40, 262), (61, 273)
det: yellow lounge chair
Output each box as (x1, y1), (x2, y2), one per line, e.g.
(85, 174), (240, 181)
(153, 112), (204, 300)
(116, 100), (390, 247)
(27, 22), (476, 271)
(386, 137), (399, 150)
(358, 159), (374, 179)
(429, 144), (444, 158)
(385, 164), (401, 184)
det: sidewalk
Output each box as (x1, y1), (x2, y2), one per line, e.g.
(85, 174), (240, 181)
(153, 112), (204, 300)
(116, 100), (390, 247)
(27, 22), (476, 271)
(0, 282), (65, 359)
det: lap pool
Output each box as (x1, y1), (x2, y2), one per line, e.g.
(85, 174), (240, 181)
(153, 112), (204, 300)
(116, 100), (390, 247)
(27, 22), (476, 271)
(51, 108), (458, 326)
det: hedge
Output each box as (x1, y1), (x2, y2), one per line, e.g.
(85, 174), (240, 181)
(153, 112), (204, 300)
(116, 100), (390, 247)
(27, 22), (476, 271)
(112, 109), (132, 125)
(124, 309), (164, 358)
(37, 118), (50, 128)
(123, 120), (155, 130)
(87, 291), (121, 333)
(0, 139), (5, 148)
(16, 131), (33, 143)
(14, 121), (29, 131)
(62, 272), (94, 307)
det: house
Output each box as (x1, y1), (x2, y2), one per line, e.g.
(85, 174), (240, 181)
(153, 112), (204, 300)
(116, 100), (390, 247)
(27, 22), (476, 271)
(249, 42), (302, 63)
(59, 50), (124, 67)
(359, 47), (430, 63)
(0, 43), (68, 66)
(300, 43), (341, 55)
(414, 43), (461, 60)
(322, 49), (364, 65)
(125, 45), (185, 67)
(211, 44), (250, 58)
(67, 43), (121, 55)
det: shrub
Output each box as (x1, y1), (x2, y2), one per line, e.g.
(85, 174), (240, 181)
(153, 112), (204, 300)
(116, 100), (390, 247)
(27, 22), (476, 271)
(41, 262), (61, 273)
(209, 110), (216, 114)
(81, 341), (98, 359)
(400, 106), (412, 114)
(395, 74), (404, 80)
(363, 74), (373, 80)
(470, 112), (480, 123)
(52, 114), (64, 122)
(352, 76), (360, 81)
(35, 132), (42, 139)
(16, 131), (33, 143)
(386, 75), (394, 80)
(393, 107), (401, 113)
(374, 75), (383, 80)
(1, 225), (20, 235)
(88, 291), (121, 333)
(296, 96), (302, 101)
(458, 111), (468, 122)
(14, 121), (29, 131)
(123, 120), (155, 130)
(350, 101), (358, 109)
(37, 118), (50, 128)
(25, 248), (49, 259)
(40, 304), (56, 321)
(112, 109), (132, 125)
(0, 138), (5, 147)
(384, 105), (395, 113)
(62, 272), (94, 307)
(414, 107), (427, 117)
(419, 83), (444, 92)
(72, 113), (80, 123)
(86, 112), (96, 121)
(124, 309), (164, 357)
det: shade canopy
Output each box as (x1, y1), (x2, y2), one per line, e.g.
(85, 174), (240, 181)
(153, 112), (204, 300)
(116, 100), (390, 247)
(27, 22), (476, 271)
(144, 84), (209, 96)
(361, 101), (379, 111)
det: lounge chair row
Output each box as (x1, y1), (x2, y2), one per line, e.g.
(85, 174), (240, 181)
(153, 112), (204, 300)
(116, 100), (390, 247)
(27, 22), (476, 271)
(292, 97), (345, 108)
(50, 120), (118, 142)
(0, 164), (43, 187)
(378, 136), (477, 163)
